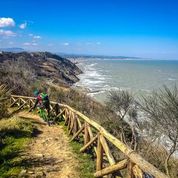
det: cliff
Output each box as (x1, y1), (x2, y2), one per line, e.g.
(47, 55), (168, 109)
(0, 51), (82, 85)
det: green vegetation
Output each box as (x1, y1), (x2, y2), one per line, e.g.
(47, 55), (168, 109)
(0, 117), (34, 178)
(49, 85), (132, 142)
(70, 141), (95, 178)
(61, 121), (95, 178)
(2, 52), (177, 177)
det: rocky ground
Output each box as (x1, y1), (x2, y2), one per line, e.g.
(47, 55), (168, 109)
(17, 112), (79, 178)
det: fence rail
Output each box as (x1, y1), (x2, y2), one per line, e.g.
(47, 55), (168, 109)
(10, 95), (168, 178)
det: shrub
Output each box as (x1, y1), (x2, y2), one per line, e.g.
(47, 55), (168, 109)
(48, 84), (133, 143)
(106, 90), (139, 149)
(0, 58), (36, 95)
(0, 85), (10, 119)
(140, 85), (178, 177)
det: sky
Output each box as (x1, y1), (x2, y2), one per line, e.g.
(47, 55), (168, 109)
(0, 0), (178, 59)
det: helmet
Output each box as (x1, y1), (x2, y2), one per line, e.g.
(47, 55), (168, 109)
(33, 89), (39, 97)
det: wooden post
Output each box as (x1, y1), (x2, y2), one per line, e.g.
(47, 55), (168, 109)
(64, 109), (69, 125)
(132, 165), (144, 178)
(96, 133), (103, 174)
(76, 116), (82, 128)
(69, 112), (75, 135)
(67, 111), (72, 130)
(88, 125), (94, 138)
(70, 124), (85, 141)
(88, 125), (97, 155)
(56, 109), (65, 118)
(84, 122), (90, 145)
(73, 115), (78, 135)
(10, 98), (19, 107)
(54, 104), (60, 116)
(80, 135), (98, 153)
(100, 134), (115, 166)
(94, 159), (128, 177)
(10, 97), (15, 105)
(127, 162), (135, 178)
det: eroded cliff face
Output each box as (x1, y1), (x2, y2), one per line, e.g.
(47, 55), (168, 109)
(0, 51), (82, 85)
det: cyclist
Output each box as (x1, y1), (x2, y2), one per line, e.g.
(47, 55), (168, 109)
(30, 89), (50, 125)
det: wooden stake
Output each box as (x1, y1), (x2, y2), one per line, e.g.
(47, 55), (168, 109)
(80, 135), (98, 152)
(70, 124), (85, 141)
(96, 134), (103, 172)
(84, 122), (90, 145)
(94, 159), (128, 177)
(100, 134), (115, 165)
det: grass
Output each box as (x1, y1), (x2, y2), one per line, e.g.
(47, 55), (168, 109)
(70, 141), (95, 178)
(0, 117), (34, 178)
(60, 121), (95, 178)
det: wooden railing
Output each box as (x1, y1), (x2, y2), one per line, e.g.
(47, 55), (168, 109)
(10, 95), (168, 178)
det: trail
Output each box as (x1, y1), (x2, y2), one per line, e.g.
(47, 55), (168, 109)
(17, 111), (79, 178)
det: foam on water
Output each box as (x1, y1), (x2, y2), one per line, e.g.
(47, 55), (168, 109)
(75, 59), (178, 102)
(75, 59), (178, 158)
(168, 78), (176, 81)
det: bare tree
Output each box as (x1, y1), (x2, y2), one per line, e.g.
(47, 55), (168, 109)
(140, 85), (178, 177)
(106, 90), (139, 149)
(107, 90), (134, 119)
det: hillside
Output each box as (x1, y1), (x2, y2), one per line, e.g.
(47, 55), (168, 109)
(0, 51), (82, 86)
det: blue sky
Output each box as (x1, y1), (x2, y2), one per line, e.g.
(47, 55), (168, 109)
(0, 0), (178, 59)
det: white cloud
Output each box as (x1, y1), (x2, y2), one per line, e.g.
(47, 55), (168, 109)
(0, 17), (15, 28)
(0, 29), (16, 36)
(19, 22), (27, 29)
(23, 42), (31, 46)
(63, 42), (69, 46)
(33, 35), (41, 39)
(23, 42), (38, 46)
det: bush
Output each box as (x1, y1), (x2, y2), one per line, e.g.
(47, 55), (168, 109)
(48, 84), (133, 143)
(0, 85), (10, 119)
(106, 90), (138, 149)
(139, 85), (178, 177)
(0, 58), (36, 95)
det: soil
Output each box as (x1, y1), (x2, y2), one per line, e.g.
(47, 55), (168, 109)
(17, 111), (79, 178)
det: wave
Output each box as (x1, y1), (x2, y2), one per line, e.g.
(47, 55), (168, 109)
(83, 71), (105, 79)
(87, 90), (106, 97)
(88, 63), (97, 67)
(168, 78), (176, 81)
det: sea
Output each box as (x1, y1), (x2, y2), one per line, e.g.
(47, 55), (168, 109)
(74, 59), (178, 103)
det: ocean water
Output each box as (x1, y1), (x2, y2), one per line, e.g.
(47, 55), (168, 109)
(75, 59), (178, 102)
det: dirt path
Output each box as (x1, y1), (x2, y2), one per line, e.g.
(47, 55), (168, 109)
(17, 112), (79, 178)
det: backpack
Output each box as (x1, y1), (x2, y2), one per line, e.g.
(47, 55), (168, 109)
(37, 93), (48, 106)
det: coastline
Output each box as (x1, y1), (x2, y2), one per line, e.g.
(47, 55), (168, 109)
(72, 59), (178, 159)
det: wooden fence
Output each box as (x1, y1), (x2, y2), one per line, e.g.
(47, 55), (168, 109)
(10, 95), (168, 178)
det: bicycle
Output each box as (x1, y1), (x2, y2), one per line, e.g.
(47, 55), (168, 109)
(37, 107), (48, 121)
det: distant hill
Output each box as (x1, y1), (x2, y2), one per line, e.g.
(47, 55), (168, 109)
(0, 48), (25, 53)
(0, 51), (82, 86)
(58, 53), (140, 60)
